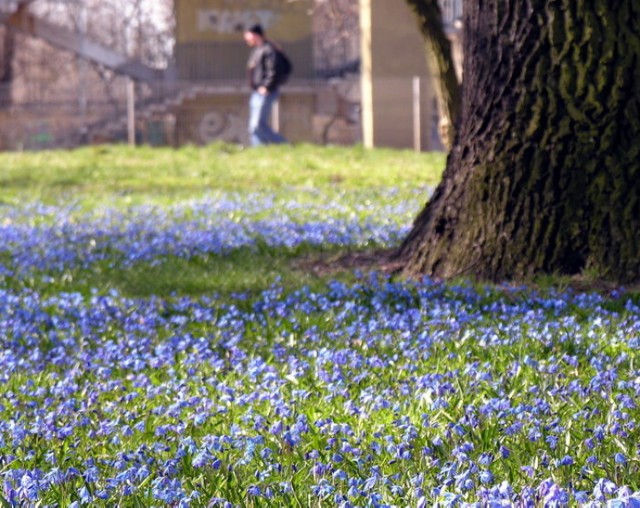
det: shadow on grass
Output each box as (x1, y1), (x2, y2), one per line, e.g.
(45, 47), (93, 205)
(7, 242), (636, 302)
(14, 245), (390, 298)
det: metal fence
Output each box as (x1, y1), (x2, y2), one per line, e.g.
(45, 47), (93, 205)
(0, 76), (364, 150)
(0, 75), (449, 152)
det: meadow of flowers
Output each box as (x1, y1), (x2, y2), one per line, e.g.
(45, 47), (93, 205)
(1, 185), (640, 507)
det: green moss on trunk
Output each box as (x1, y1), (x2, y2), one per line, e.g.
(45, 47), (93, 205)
(399, 0), (640, 283)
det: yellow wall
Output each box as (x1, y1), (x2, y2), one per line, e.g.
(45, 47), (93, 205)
(176, 0), (311, 44)
(172, 1), (316, 145)
(175, 0), (314, 81)
(176, 92), (316, 145)
(360, 0), (441, 151)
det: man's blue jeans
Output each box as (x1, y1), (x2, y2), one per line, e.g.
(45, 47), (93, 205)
(248, 90), (287, 146)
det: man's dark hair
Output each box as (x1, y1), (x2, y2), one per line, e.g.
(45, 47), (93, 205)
(247, 24), (264, 36)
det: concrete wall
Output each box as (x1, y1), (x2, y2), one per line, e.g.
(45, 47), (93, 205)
(360, 0), (441, 151)
(172, 1), (318, 147)
(176, 90), (316, 146)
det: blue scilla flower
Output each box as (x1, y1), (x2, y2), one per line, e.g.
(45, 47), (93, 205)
(44, 468), (65, 486)
(558, 455), (574, 466)
(497, 481), (513, 499)
(247, 485), (262, 496)
(614, 453), (627, 465)
(545, 435), (559, 449)
(192, 450), (212, 468)
(624, 496), (640, 507)
(16, 474), (38, 502)
(451, 424), (466, 436)
(311, 479), (335, 498)
(279, 482), (293, 494)
(607, 499), (640, 508)
(390, 484), (404, 496)
(311, 462), (326, 477)
(78, 485), (92, 504)
(442, 492), (462, 507)
(364, 476), (377, 491)
(479, 470), (494, 485)
(616, 487), (634, 499)
(84, 466), (100, 483)
(208, 497), (231, 507)
(347, 485), (360, 498)
(574, 491), (590, 503)
(333, 469), (348, 481)
(594, 478), (618, 502)
(137, 465), (151, 480)
(543, 484), (569, 505)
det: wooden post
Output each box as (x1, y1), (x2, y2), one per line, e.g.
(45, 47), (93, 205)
(127, 79), (135, 146)
(273, 98), (280, 133)
(413, 76), (421, 152)
(78, 0), (87, 128)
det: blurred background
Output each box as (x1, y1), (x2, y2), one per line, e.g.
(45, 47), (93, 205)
(0, 0), (462, 151)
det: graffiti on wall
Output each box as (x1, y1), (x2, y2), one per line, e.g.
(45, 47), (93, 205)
(198, 109), (247, 144)
(176, 0), (312, 44)
(197, 10), (278, 34)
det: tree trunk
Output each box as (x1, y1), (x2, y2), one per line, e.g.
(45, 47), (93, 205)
(398, 1), (640, 283)
(0, 25), (16, 108)
(405, 0), (461, 150)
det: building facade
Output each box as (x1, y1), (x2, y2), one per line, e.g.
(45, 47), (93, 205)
(172, 0), (344, 146)
(360, 0), (463, 151)
(0, 0), (461, 151)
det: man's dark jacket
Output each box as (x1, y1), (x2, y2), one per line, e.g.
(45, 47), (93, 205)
(247, 42), (281, 93)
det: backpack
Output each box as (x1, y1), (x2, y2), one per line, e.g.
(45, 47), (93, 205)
(274, 48), (293, 85)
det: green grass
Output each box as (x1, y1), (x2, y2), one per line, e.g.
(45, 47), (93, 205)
(0, 143), (445, 206)
(3, 144), (640, 506)
(1, 143), (444, 298)
(13, 245), (360, 298)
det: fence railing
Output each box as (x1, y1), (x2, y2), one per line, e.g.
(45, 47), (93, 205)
(0, 75), (452, 152)
(0, 77), (364, 150)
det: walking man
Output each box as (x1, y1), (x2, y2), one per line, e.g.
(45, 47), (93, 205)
(244, 24), (288, 146)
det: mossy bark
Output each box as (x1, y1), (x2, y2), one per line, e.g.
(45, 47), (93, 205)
(405, 0), (461, 149)
(398, 1), (640, 283)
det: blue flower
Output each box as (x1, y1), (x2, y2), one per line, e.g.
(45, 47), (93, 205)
(247, 485), (261, 496)
(614, 453), (627, 465)
(558, 455), (574, 466)
(78, 485), (92, 504)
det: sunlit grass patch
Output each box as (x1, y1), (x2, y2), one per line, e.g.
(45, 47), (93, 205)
(2, 144), (640, 507)
(17, 245), (361, 298)
(0, 143), (445, 206)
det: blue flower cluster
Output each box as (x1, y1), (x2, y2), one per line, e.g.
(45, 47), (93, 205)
(1, 191), (639, 507)
(0, 190), (420, 278)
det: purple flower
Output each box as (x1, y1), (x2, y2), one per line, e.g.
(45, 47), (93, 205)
(558, 455), (574, 466)
(247, 485), (261, 496)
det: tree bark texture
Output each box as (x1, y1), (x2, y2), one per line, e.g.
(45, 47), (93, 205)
(405, 0), (461, 149)
(398, 0), (640, 283)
